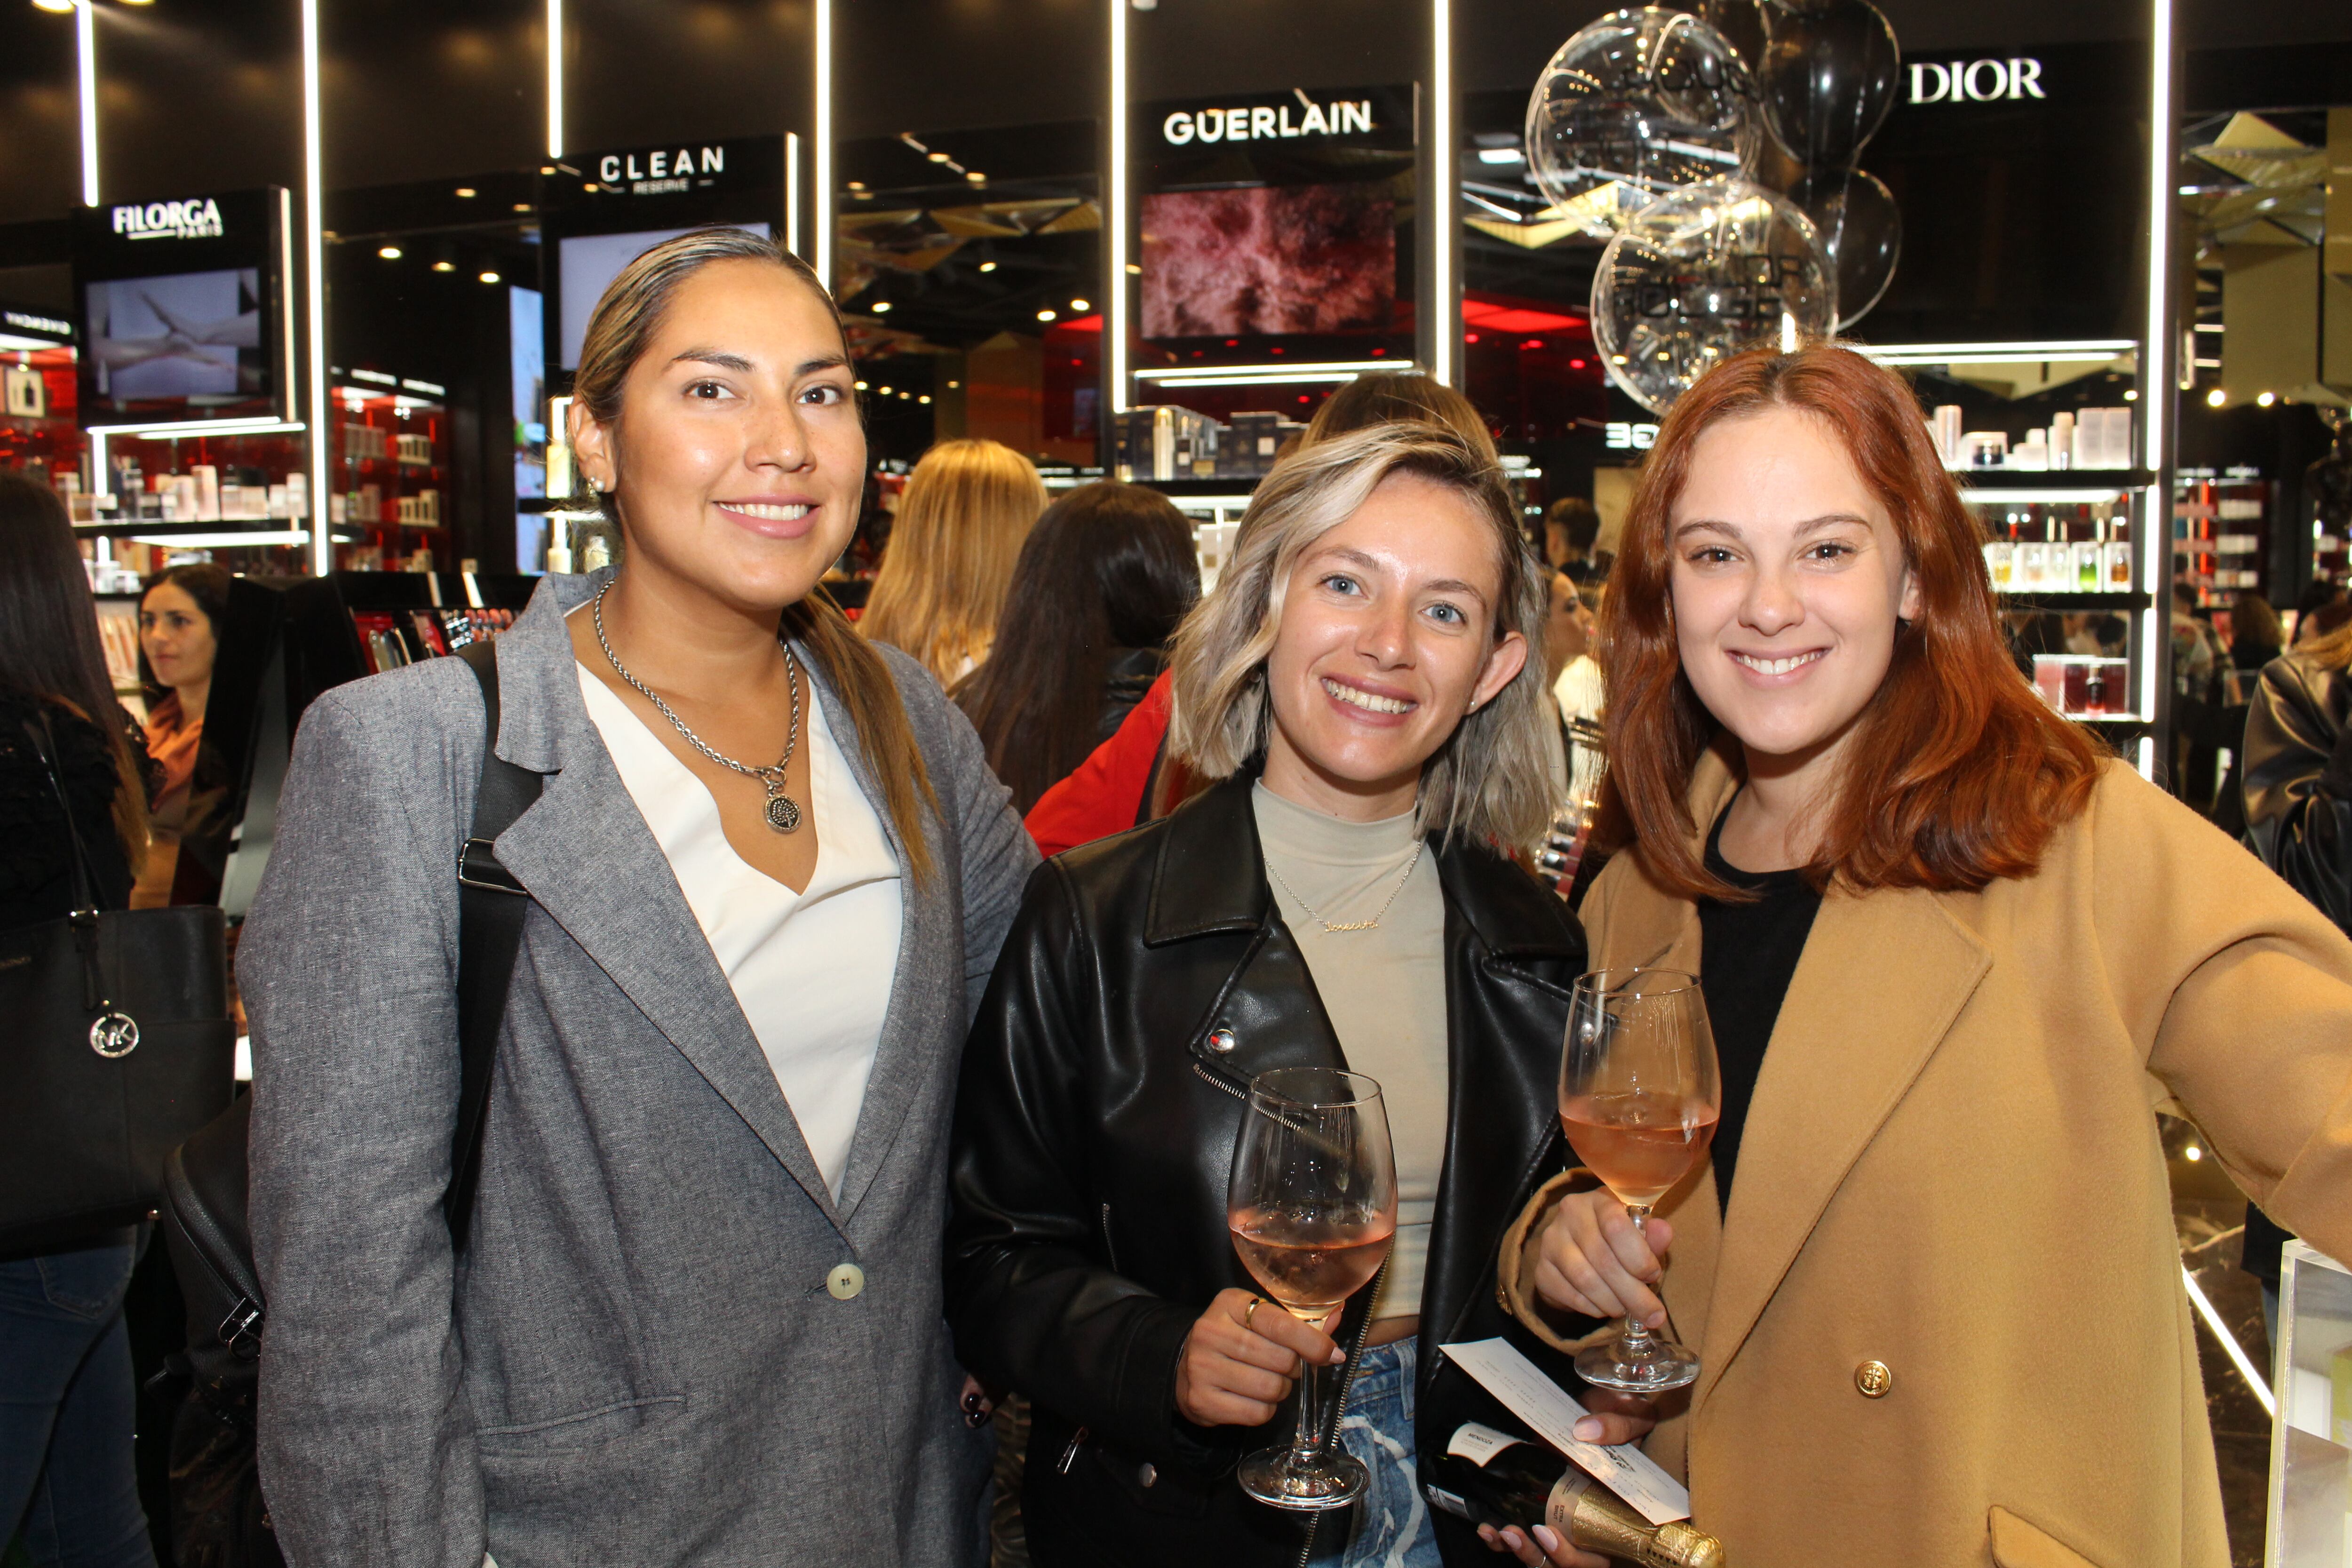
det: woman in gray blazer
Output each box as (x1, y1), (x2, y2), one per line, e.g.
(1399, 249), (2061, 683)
(238, 231), (1037, 1568)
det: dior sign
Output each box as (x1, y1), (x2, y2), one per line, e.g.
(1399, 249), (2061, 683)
(1909, 59), (2047, 103)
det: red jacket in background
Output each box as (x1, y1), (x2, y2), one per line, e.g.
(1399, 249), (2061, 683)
(1023, 670), (1173, 857)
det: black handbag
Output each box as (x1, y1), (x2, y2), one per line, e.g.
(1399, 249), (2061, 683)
(0, 709), (235, 1255)
(159, 638), (540, 1568)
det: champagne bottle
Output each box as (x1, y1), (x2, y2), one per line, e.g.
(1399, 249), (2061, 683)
(1424, 1423), (1725, 1568)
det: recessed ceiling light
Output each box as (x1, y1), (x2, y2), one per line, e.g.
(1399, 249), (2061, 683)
(1037, 309), (1057, 322)
(918, 395), (931, 405)
(378, 246), (402, 260)
(873, 300), (892, 313)
(479, 271), (501, 285)
(540, 165), (555, 175)
(1126, 263), (1141, 275)
(855, 380), (869, 390)
(1070, 298), (1090, 312)
(432, 260), (455, 272)
(946, 380), (960, 389)
(966, 172), (986, 183)
(2257, 390), (2276, 407)
(927, 151), (950, 163)
(878, 386), (893, 396)
(2206, 388), (2226, 406)
(847, 181), (868, 191)
(454, 187), (477, 198)
(32, 0), (78, 14)
(978, 261), (997, 273)
(512, 203), (532, 213)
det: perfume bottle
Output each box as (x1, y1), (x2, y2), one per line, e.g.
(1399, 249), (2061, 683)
(2105, 515), (2133, 592)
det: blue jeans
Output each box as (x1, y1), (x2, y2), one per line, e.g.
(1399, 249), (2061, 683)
(1308, 1338), (1440, 1568)
(0, 1234), (157, 1568)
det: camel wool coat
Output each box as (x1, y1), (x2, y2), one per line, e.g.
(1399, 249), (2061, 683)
(1499, 750), (2352, 1568)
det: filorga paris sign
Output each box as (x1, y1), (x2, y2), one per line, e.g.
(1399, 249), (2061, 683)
(1909, 58), (2047, 103)
(112, 198), (225, 241)
(1161, 98), (1375, 146)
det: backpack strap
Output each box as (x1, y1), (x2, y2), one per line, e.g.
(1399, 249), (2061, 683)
(445, 639), (542, 1252)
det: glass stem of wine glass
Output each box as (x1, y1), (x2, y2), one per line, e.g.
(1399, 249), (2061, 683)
(1293, 1315), (1327, 1463)
(1618, 1205), (1661, 1355)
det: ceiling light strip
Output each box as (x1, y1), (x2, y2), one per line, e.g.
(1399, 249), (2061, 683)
(814, 0), (833, 289)
(2138, 0), (2175, 754)
(1107, 0), (1130, 414)
(76, 0), (98, 207)
(546, 0), (564, 159)
(1430, 0), (1454, 386)
(301, 0), (330, 574)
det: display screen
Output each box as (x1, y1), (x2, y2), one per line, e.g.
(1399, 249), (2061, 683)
(556, 223), (770, 368)
(1140, 184), (1395, 339)
(85, 269), (265, 403)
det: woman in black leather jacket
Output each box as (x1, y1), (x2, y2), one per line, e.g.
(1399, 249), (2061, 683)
(948, 425), (1597, 1568)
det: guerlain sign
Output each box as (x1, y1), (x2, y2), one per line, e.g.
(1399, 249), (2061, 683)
(1160, 98), (1376, 146)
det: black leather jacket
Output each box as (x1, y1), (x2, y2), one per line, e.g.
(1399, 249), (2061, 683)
(2243, 649), (2352, 935)
(946, 774), (1591, 1568)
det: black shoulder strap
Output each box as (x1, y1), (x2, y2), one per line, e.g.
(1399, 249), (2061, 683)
(445, 639), (542, 1252)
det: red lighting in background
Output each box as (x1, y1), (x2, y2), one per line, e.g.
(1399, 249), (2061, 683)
(1297, 394), (1311, 403)
(1570, 358), (1587, 369)
(1370, 347), (1386, 356)
(1466, 332), (1480, 344)
(1224, 339), (1239, 347)
(1045, 314), (1103, 334)
(1521, 339), (1545, 350)
(1463, 299), (1585, 334)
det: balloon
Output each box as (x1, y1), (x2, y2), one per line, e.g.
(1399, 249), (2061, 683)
(1696, 0), (1767, 72)
(1590, 176), (1837, 414)
(1785, 166), (1901, 328)
(1757, 0), (1900, 173)
(1524, 7), (1759, 236)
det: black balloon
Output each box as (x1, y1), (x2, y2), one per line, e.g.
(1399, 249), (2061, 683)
(1697, 0), (1767, 73)
(1787, 166), (1901, 328)
(1758, 0), (1900, 173)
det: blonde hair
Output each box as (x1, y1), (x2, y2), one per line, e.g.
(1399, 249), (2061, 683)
(859, 439), (1047, 684)
(1166, 422), (1555, 852)
(570, 226), (938, 881)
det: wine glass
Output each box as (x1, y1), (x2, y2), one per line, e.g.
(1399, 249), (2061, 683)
(1226, 1067), (1397, 1512)
(1557, 968), (1721, 1393)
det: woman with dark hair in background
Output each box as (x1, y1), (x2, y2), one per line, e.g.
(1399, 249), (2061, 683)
(0, 470), (159, 1568)
(955, 482), (1199, 816)
(132, 562), (230, 908)
(1023, 374), (1503, 857)
(2230, 590), (2285, 673)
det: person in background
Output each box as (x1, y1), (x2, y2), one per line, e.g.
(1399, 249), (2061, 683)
(132, 562), (229, 909)
(1543, 498), (1602, 581)
(954, 482), (1199, 817)
(2236, 611), (2352, 1333)
(1023, 374), (1502, 858)
(949, 422), (1591, 1568)
(1542, 571), (1604, 809)
(859, 438), (1047, 686)
(1491, 343), (2352, 1568)
(2291, 579), (2345, 645)
(2230, 590), (2285, 673)
(0, 470), (158, 1568)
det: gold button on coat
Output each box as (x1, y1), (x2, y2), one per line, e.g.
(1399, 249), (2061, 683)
(1854, 1360), (1892, 1398)
(826, 1264), (865, 1300)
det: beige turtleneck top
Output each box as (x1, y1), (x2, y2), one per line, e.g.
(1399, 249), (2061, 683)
(1251, 782), (1450, 1325)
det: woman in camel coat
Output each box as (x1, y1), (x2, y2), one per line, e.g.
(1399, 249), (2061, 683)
(1487, 345), (2352, 1568)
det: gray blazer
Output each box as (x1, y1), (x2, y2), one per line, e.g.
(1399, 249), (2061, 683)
(240, 570), (1038, 1568)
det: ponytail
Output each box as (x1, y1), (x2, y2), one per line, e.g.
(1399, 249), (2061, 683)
(787, 589), (939, 884)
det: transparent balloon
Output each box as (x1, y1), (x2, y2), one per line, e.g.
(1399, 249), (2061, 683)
(1591, 176), (1837, 414)
(1524, 8), (1759, 237)
(1785, 166), (1901, 329)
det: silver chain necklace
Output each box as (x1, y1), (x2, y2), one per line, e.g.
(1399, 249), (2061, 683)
(591, 577), (804, 834)
(1264, 840), (1425, 934)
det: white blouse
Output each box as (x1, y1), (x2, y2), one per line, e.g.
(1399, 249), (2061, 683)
(575, 662), (903, 1199)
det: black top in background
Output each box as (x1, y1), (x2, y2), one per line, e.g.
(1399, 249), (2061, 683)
(1698, 804), (1823, 1208)
(0, 689), (143, 929)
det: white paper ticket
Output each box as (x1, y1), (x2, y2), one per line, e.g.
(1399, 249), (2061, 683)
(1439, 1337), (1693, 1525)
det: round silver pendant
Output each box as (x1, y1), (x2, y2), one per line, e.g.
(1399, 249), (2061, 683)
(89, 1011), (140, 1059)
(765, 794), (803, 834)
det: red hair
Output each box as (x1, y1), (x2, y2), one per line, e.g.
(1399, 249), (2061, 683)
(1595, 344), (2105, 899)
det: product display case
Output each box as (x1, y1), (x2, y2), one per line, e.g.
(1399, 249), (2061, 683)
(77, 426), (315, 586)
(2173, 467), (2273, 605)
(330, 377), (451, 573)
(2269, 1240), (2352, 1567)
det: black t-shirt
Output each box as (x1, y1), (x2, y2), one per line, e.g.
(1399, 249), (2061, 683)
(1696, 805), (1823, 1208)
